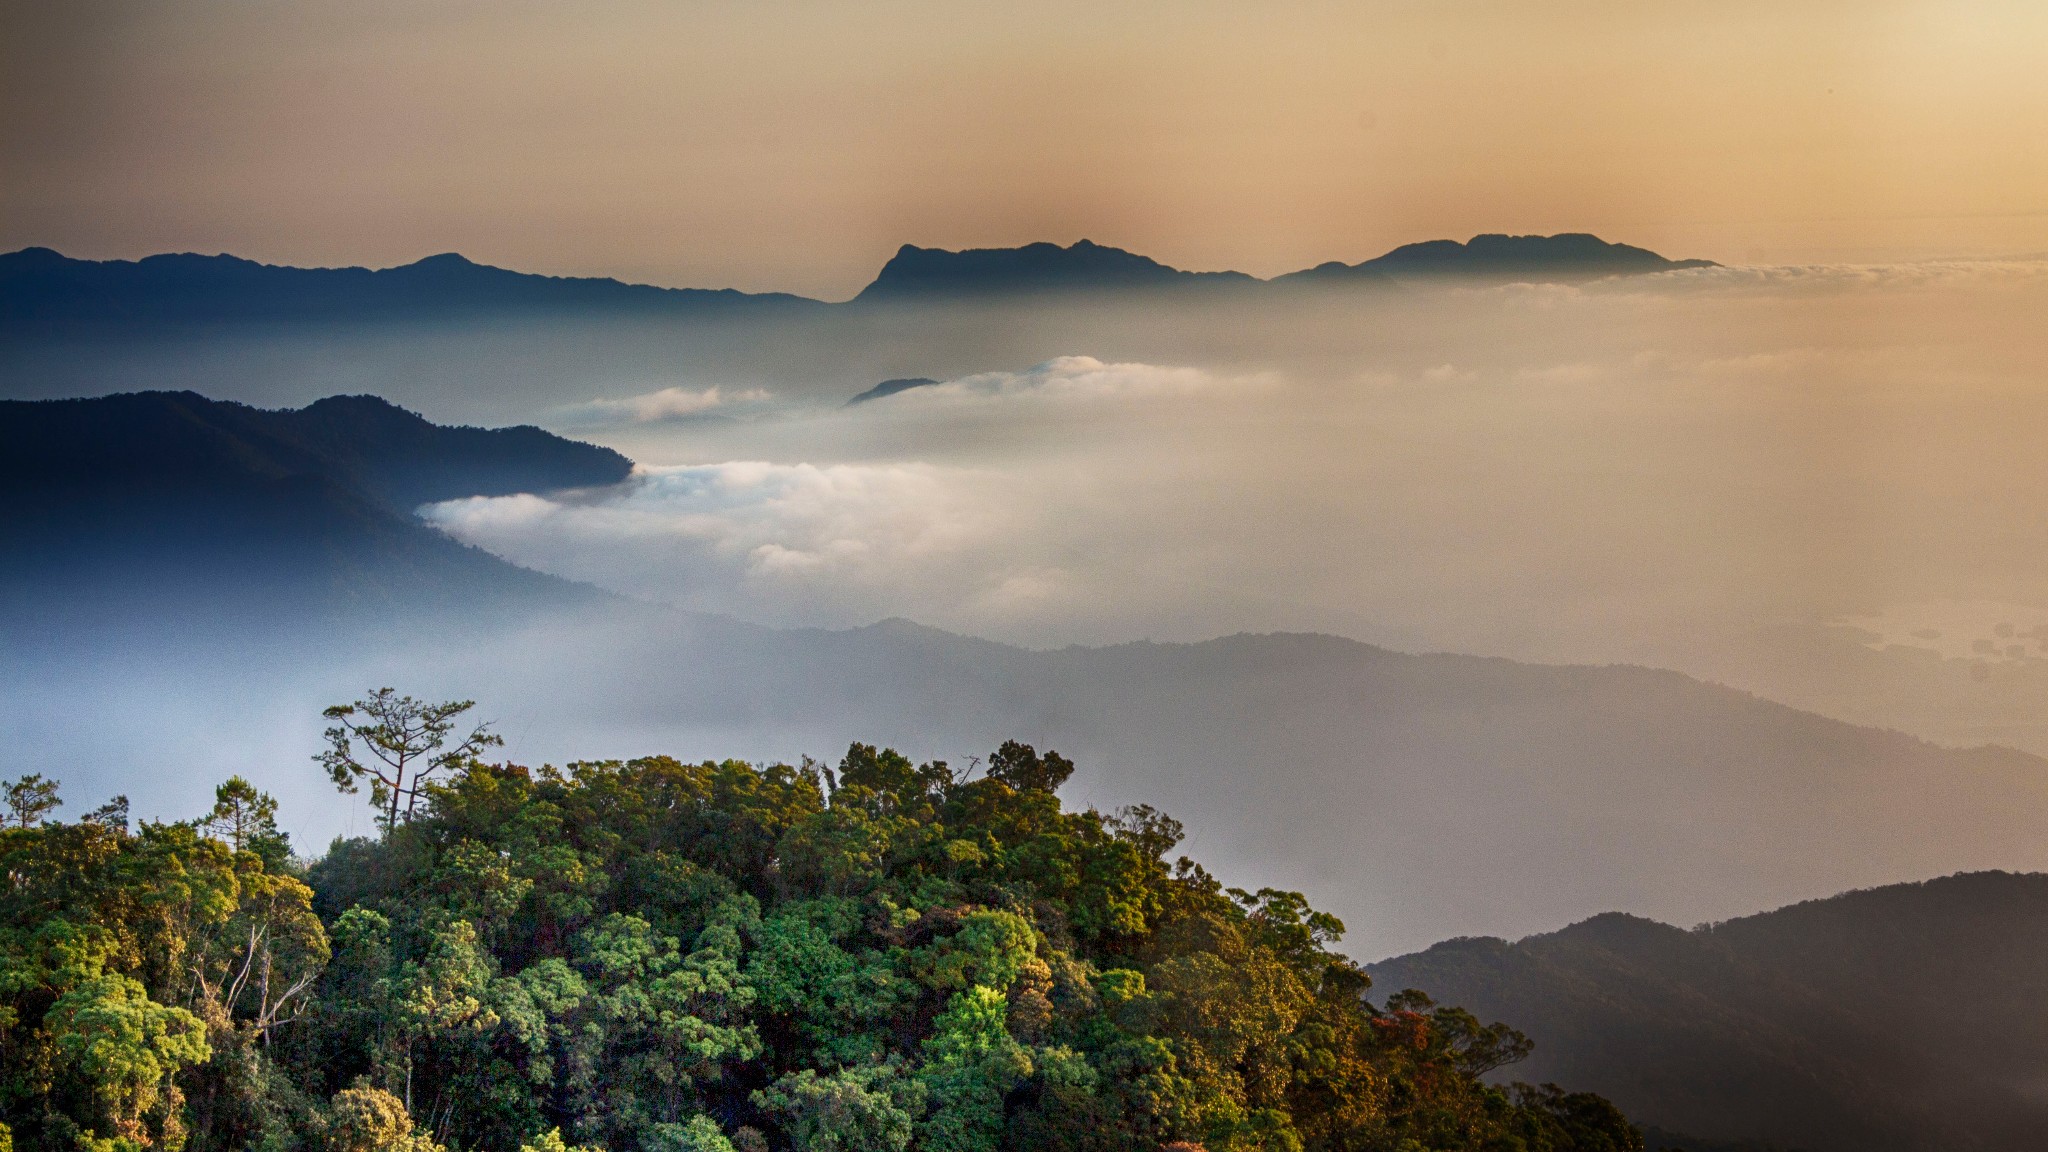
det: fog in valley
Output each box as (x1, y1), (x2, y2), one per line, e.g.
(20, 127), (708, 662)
(11, 261), (2048, 956)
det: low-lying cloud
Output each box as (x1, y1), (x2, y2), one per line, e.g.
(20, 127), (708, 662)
(893, 355), (1269, 404)
(552, 384), (773, 427)
(422, 459), (1075, 626)
(425, 355), (1300, 635)
(408, 264), (2048, 759)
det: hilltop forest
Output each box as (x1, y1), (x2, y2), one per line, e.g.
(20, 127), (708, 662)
(0, 694), (1639, 1152)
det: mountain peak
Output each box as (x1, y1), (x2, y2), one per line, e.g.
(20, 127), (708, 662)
(846, 377), (940, 405)
(1278, 232), (1715, 284)
(408, 252), (479, 269)
(854, 239), (1257, 301)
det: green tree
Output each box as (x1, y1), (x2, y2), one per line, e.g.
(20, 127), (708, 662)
(519, 1129), (602, 1152)
(753, 1065), (923, 1152)
(326, 1085), (447, 1152)
(201, 777), (291, 865)
(918, 986), (1033, 1152)
(317, 690), (502, 832)
(3, 773), (61, 828)
(46, 969), (213, 1149)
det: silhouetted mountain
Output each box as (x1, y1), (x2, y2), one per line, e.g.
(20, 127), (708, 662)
(3, 235), (1718, 328)
(846, 376), (939, 405)
(1279, 233), (1716, 283)
(853, 240), (1260, 300)
(0, 247), (822, 331)
(851, 233), (1711, 298)
(1368, 872), (2048, 1152)
(0, 391), (629, 630)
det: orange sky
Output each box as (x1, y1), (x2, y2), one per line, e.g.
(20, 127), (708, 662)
(4, 0), (2046, 298)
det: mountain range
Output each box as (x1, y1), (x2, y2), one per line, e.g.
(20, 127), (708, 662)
(0, 246), (821, 330)
(1368, 871), (2048, 1152)
(0, 233), (1715, 327)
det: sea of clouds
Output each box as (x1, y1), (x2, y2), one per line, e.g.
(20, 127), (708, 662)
(17, 261), (2048, 952)
(404, 264), (2048, 665)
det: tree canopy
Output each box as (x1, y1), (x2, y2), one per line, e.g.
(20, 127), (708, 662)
(1, 721), (1640, 1152)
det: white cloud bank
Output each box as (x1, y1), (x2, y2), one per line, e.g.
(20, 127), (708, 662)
(423, 458), (1077, 626)
(427, 355), (1305, 635)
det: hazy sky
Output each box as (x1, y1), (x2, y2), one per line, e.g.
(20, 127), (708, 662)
(6, 0), (2048, 297)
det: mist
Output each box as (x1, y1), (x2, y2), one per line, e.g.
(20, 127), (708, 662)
(12, 262), (2048, 956)
(18, 262), (2035, 736)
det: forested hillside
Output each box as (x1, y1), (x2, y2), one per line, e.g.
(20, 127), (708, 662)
(0, 711), (1639, 1152)
(1368, 873), (2048, 1151)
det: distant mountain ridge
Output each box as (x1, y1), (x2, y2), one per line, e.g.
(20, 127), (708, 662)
(1277, 232), (1716, 284)
(846, 377), (941, 405)
(853, 238), (1260, 300)
(1368, 871), (2048, 1152)
(1, 233), (1717, 325)
(0, 246), (821, 329)
(0, 391), (628, 628)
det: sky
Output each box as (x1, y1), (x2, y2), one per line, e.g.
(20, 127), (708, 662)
(6, 0), (2048, 298)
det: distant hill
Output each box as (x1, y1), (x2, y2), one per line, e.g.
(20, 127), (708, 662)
(312, 612), (2048, 965)
(846, 376), (939, 405)
(1367, 872), (2048, 1152)
(0, 391), (628, 629)
(852, 239), (1259, 301)
(0, 247), (822, 331)
(1278, 233), (1716, 284)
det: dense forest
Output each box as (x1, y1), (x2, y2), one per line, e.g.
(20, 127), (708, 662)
(0, 692), (1640, 1152)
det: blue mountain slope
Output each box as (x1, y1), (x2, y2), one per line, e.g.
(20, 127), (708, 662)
(0, 247), (823, 329)
(0, 391), (630, 626)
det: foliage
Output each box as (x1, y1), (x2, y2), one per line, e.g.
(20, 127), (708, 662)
(327, 1085), (448, 1152)
(318, 690), (503, 832)
(2, 725), (1642, 1151)
(201, 778), (293, 870)
(5, 772), (61, 828)
(0, 777), (323, 1152)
